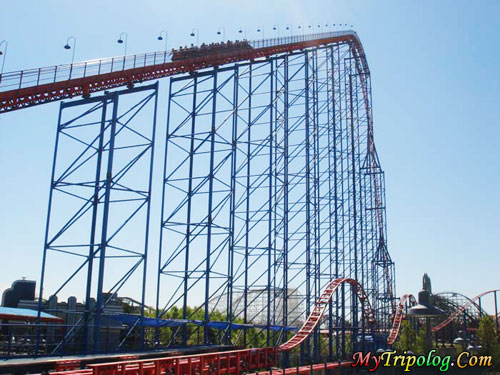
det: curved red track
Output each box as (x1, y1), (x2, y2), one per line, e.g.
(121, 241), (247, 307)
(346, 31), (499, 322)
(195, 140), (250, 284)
(0, 31), (368, 113)
(386, 294), (416, 345)
(279, 278), (376, 351)
(432, 289), (500, 333)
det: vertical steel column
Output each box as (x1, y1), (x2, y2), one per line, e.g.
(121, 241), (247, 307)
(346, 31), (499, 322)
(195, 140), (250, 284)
(348, 70), (359, 342)
(84, 99), (107, 352)
(183, 76), (198, 344)
(495, 292), (499, 332)
(156, 78), (173, 346)
(243, 65), (252, 347)
(139, 89), (158, 349)
(282, 55), (290, 367)
(303, 51), (312, 362)
(326, 45), (335, 361)
(204, 69), (218, 345)
(266, 60), (274, 347)
(312, 49), (321, 363)
(226, 66), (239, 344)
(93, 93), (119, 351)
(334, 43), (342, 361)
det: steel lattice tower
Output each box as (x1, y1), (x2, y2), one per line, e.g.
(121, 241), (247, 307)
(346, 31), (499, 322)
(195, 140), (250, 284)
(38, 84), (158, 354)
(29, 31), (396, 362)
(157, 36), (395, 361)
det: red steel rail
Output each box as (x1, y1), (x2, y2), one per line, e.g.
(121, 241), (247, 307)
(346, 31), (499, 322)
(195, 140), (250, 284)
(279, 278), (376, 351)
(386, 294), (416, 346)
(0, 31), (367, 113)
(246, 361), (354, 375)
(36, 278), (372, 375)
(432, 289), (500, 333)
(47, 347), (277, 375)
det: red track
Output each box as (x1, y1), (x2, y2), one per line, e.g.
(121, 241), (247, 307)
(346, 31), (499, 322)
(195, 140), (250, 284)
(48, 348), (277, 375)
(0, 31), (367, 113)
(279, 278), (376, 351)
(246, 361), (354, 375)
(432, 289), (500, 333)
(386, 294), (416, 346)
(35, 279), (371, 375)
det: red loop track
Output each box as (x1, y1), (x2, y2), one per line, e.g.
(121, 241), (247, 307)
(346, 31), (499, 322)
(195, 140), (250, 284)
(279, 278), (376, 351)
(432, 289), (500, 333)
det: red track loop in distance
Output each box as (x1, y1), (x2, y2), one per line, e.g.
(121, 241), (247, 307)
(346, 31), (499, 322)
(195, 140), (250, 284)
(432, 289), (500, 333)
(279, 278), (376, 351)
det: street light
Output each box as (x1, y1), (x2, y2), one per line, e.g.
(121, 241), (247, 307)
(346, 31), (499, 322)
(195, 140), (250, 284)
(257, 25), (265, 39)
(117, 32), (128, 55)
(272, 24), (280, 38)
(63, 36), (76, 64)
(238, 26), (247, 40)
(217, 27), (225, 41)
(190, 28), (199, 46)
(0, 40), (8, 75)
(157, 30), (168, 51)
(285, 25), (293, 36)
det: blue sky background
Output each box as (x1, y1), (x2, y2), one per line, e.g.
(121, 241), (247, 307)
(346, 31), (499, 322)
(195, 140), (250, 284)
(1, 0), (499, 311)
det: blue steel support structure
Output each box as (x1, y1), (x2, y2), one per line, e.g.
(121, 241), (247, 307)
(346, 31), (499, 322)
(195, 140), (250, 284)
(157, 36), (394, 363)
(36, 83), (158, 355)
(29, 31), (394, 363)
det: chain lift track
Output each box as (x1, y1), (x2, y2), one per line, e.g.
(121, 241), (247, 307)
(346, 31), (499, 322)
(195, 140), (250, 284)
(1, 31), (366, 113)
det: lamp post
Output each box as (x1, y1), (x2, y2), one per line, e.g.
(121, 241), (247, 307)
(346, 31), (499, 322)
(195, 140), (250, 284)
(157, 30), (168, 50)
(257, 25), (265, 39)
(217, 27), (225, 42)
(63, 36), (76, 64)
(238, 26), (247, 40)
(117, 32), (128, 55)
(285, 25), (293, 36)
(272, 25), (280, 38)
(0, 40), (8, 76)
(190, 28), (199, 46)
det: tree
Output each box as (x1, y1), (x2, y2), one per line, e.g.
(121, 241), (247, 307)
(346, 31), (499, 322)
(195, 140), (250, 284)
(476, 315), (500, 369)
(415, 325), (427, 354)
(477, 316), (499, 353)
(395, 320), (417, 353)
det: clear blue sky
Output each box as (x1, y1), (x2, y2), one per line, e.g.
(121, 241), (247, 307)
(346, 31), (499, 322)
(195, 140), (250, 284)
(1, 0), (499, 311)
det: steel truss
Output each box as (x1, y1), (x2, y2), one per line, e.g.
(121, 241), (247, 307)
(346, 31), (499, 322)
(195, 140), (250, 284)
(37, 83), (158, 354)
(157, 40), (394, 362)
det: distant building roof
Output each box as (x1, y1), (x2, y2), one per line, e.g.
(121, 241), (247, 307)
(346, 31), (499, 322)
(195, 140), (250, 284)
(0, 306), (63, 323)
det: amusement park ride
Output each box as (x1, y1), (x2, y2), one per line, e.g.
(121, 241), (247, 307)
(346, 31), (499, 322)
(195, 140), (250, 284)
(0, 30), (498, 374)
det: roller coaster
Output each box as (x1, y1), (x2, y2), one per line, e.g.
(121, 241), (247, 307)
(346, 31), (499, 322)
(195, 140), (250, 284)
(0, 28), (497, 375)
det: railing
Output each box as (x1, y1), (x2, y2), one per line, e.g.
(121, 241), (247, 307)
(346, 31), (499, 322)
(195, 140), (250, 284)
(0, 31), (357, 93)
(0, 51), (172, 92)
